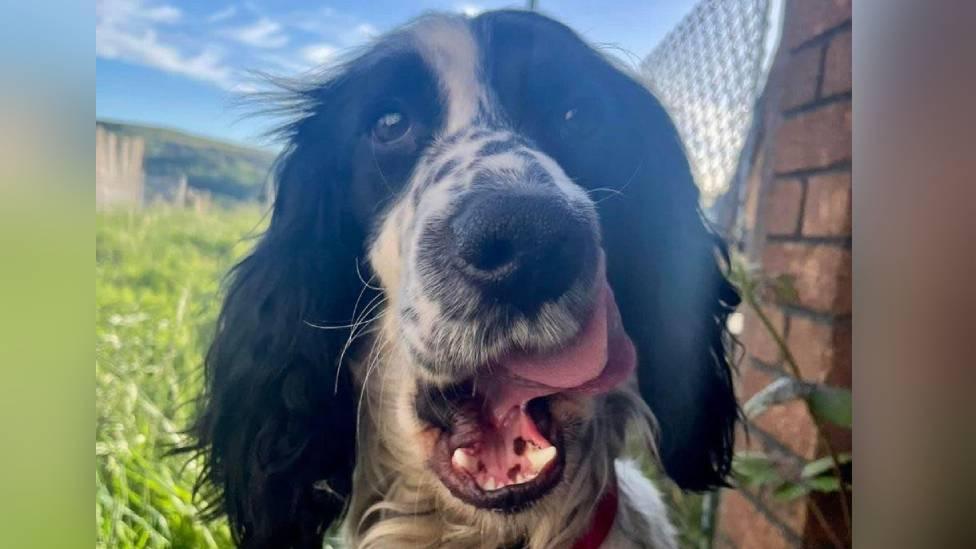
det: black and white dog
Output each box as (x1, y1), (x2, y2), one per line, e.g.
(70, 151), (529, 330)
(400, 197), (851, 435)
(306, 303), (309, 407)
(189, 10), (739, 549)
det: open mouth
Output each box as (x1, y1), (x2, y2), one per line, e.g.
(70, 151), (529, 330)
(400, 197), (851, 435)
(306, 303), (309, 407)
(424, 392), (566, 511)
(418, 255), (637, 511)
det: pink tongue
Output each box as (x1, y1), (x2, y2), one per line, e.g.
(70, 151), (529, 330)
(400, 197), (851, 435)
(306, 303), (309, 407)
(478, 259), (637, 424)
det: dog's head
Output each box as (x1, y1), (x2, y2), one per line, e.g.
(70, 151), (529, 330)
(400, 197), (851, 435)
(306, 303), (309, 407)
(191, 10), (739, 548)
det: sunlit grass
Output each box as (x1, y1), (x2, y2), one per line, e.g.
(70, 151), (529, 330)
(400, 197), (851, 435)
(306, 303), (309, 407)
(96, 206), (263, 548)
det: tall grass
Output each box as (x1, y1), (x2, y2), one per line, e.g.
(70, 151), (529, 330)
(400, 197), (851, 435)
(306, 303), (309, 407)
(96, 207), (263, 548)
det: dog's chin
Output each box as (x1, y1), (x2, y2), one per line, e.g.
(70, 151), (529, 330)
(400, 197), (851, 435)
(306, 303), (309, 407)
(423, 391), (568, 512)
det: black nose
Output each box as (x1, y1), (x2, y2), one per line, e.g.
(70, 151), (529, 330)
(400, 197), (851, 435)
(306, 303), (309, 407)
(448, 191), (593, 311)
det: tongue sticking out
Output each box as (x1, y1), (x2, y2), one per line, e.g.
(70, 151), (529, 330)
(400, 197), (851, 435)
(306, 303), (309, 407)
(456, 256), (636, 492)
(479, 256), (637, 421)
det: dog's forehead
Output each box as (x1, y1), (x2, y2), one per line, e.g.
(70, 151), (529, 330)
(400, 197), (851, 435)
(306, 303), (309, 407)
(406, 16), (486, 133)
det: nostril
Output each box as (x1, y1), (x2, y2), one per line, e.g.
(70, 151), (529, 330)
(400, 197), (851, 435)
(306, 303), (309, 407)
(469, 235), (516, 272)
(447, 191), (595, 310)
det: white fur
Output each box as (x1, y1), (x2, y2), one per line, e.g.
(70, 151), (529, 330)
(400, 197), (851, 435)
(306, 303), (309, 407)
(411, 16), (486, 134)
(347, 15), (678, 549)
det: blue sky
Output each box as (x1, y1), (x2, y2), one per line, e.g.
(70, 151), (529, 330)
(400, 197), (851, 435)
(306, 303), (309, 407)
(96, 0), (696, 150)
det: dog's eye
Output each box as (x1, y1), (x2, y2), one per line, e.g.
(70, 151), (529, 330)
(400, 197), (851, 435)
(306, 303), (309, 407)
(372, 111), (411, 144)
(559, 99), (602, 138)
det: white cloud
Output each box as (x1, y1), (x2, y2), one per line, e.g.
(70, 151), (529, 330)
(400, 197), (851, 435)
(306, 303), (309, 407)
(224, 17), (289, 49)
(457, 4), (483, 17)
(301, 43), (338, 66)
(98, 28), (234, 88)
(97, 0), (181, 25)
(207, 6), (237, 23)
(283, 7), (378, 47)
(354, 23), (379, 39)
(144, 4), (181, 22)
(96, 0), (235, 89)
(258, 53), (308, 74)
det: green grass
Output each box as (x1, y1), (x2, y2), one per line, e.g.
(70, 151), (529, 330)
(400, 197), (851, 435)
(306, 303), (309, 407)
(96, 207), (264, 548)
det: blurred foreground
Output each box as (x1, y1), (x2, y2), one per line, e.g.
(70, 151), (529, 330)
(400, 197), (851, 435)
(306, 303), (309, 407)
(96, 207), (261, 548)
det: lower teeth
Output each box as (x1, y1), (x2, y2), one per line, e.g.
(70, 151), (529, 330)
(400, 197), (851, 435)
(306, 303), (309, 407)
(450, 444), (558, 492)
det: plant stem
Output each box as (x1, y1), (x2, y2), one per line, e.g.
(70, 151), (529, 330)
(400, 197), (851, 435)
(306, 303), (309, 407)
(808, 497), (846, 549)
(743, 290), (852, 541)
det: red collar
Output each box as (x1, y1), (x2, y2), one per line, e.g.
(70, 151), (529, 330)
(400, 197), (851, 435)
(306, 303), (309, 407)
(570, 486), (619, 549)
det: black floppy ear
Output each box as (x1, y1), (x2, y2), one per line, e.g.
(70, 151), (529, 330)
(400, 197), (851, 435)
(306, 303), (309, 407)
(638, 214), (741, 492)
(188, 122), (374, 547)
(602, 100), (740, 492)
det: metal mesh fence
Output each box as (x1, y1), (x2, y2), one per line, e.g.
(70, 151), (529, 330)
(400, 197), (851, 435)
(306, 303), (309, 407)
(641, 0), (772, 207)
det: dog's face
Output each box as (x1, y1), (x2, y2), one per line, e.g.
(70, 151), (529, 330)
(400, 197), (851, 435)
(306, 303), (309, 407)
(193, 10), (739, 548)
(361, 15), (641, 515)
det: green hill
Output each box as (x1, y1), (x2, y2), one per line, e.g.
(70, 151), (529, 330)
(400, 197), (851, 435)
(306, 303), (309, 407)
(97, 120), (277, 202)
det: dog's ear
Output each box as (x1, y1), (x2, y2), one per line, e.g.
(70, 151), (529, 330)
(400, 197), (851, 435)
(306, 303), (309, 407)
(602, 98), (741, 492)
(638, 212), (740, 492)
(189, 115), (375, 547)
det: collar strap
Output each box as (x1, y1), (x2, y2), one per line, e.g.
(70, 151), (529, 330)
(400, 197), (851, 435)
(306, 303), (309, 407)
(570, 485), (619, 549)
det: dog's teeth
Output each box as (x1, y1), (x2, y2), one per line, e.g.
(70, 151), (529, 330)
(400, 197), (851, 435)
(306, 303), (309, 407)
(451, 449), (476, 471)
(527, 446), (557, 471)
(515, 473), (527, 484)
(483, 477), (497, 491)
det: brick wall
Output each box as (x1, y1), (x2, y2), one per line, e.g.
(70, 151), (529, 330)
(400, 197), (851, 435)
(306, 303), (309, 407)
(716, 1), (851, 547)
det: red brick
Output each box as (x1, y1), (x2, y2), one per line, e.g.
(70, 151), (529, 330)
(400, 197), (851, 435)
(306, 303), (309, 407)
(787, 316), (849, 382)
(713, 534), (738, 549)
(739, 363), (775, 404)
(781, 44), (824, 110)
(718, 490), (801, 549)
(787, 0), (852, 49)
(755, 399), (819, 459)
(822, 30), (852, 96)
(741, 305), (786, 365)
(819, 319), (853, 455)
(763, 179), (804, 235)
(805, 491), (852, 547)
(803, 172), (852, 236)
(825, 318), (852, 388)
(774, 102), (852, 174)
(762, 243), (852, 314)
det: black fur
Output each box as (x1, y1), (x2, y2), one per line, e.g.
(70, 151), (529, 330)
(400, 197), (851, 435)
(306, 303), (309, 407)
(475, 10), (741, 490)
(184, 46), (443, 548)
(186, 10), (739, 549)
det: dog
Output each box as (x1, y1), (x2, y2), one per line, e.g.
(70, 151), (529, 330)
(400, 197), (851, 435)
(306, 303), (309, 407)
(188, 10), (740, 549)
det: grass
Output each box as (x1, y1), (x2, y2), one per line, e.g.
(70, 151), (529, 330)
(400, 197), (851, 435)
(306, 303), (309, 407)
(95, 206), (707, 548)
(96, 206), (263, 548)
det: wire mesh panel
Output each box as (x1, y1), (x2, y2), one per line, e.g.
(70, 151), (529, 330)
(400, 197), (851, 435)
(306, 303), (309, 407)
(641, 0), (771, 207)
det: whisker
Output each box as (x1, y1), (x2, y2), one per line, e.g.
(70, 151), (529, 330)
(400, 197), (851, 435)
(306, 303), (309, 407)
(585, 186), (624, 197)
(304, 262), (378, 331)
(303, 315), (382, 331)
(355, 334), (390, 447)
(334, 293), (388, 394)
(356, 259), (383, 291)
(370, 139), (396, 193)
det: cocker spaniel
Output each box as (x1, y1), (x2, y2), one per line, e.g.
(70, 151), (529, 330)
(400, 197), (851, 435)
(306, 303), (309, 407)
(188, 9), (740, 549)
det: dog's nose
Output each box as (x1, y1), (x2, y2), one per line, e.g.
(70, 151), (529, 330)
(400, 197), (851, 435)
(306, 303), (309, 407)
(449, 191), (592, 311)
